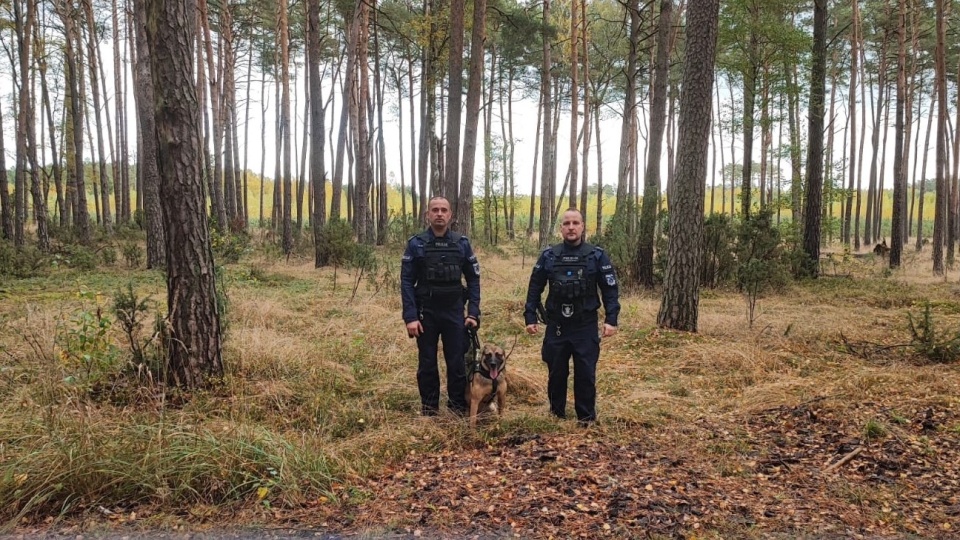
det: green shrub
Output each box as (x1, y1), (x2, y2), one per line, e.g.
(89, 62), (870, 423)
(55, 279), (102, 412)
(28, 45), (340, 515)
(736, 209), (790, 327)
(701, 213), (738, 289)
(211, 229), (251, 264)
(122, 242), (144, 268)
(388, 213), (420, 245)
(58, 245), (98, 271)
(316, 219), (355, 268)
(0, 240), (50, 278)
(591, 205), (638, 284)
(907, 304), (960, 364)
(100, 245), (118, 266)
(56, 291), (121, 387)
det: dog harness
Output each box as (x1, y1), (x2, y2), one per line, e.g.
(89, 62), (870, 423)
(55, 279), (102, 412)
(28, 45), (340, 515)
(465, 328), (503, 395)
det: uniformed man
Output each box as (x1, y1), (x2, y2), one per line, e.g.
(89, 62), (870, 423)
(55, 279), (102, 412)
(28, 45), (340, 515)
(523, 208), (620, 423)
(401, 197), (481, 416)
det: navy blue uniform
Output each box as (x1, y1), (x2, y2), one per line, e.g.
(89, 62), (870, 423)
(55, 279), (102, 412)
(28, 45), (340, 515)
(524, 241), (619, 421)
(401, 229), (481, 415)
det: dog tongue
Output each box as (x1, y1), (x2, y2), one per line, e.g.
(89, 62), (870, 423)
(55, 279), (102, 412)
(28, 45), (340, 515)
(490, 369), (499, 379)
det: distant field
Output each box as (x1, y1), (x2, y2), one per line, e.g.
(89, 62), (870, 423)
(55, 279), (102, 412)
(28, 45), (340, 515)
(23, 171), (937, 239)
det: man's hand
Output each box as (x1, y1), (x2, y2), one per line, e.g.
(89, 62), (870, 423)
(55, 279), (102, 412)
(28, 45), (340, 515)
(601, 324), (618, 338)
(525, 323), (539, 335)
(406, 321), (423, 338)
(465, 316), (478, 329)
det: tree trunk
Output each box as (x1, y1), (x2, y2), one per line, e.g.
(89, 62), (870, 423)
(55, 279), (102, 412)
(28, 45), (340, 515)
(308, 0), (326, 267)
(59, 0), (91, 243)
(637, 0), (672, 289)
(0, 105), (10, 241)
(526, 90), (542, 238)
(932, 0), (947, 275)
(657, 0), (718, 332)
(916, 81), (934, 251)
(864, 29), (888, 248)
(279, 0), (294, 252)
(889, 0), (907, 268)
(374, 11), (388, 245)
(407, 44), (418, 221)
(537, 0), (554, 247)
(112, 0), (130, 224)
(37, 44), (65, 228)
(82, 0), (112, 231)
(459, 0), (487, 237)
(615, 0), (641, 222)
(16, 0), (48, 249)
(333, 3), (361, 222)
(221, 8), (239, 227)
(594, 100), (604, 234)
(146, 0), (224, 388)
(445, 0), (465, 209)
(579, 1), (591, 222)
(843, 0), (859, 246)
(133, 0), (165, 269)
(352, 0), (374, 242)
(568, 0), (579, 210)
(800, 0), (828, 278)
(198, 0), (227, 230)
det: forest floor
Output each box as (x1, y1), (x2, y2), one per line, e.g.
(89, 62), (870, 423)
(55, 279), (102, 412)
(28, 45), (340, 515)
(2, 239), (959, 539)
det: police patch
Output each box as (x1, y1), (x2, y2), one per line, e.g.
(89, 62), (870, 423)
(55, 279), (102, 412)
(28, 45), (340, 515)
(561, 304), (574, 318)
(605, 274), (617, 286)
(473, 263), (481, 275)
(402, 254), (413, 261)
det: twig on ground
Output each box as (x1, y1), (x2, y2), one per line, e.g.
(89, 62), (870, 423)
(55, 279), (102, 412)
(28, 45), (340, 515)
(824, 446), (863, 473)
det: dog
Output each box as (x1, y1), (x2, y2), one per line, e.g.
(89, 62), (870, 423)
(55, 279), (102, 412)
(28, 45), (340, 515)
(873, 239), (891, 259)
(466, 344), (507, 428)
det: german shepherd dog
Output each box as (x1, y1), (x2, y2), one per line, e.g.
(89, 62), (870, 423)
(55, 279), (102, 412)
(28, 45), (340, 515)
(465, 342), (507, 428)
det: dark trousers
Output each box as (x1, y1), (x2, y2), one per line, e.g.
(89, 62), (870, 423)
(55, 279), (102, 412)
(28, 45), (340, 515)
(542, 320), (600, 421)
(416, 308), (468, 414)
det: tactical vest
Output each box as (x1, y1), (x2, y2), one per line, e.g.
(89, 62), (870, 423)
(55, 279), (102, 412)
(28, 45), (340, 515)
(417, 232), (464, 303)
(547, 243), (595, 321)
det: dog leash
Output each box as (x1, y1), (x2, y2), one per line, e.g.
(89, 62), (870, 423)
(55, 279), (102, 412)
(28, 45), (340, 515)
(465, 326), (481, 382)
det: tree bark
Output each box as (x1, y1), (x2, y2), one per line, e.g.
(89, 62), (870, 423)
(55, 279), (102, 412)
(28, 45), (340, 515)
(637, 0), (672, 289)
(59, 0), (91, 243)
(145, 0), (224, 387)
(800, 0), (828, 278)
(537, 0), (554, 247)
(657, 0), (718, 332)
(932, 0), (947, 275)
(864, 26), (888, 248)
(308, 0), (326, 267)
(83, 0), (112, 231)
(459, 0), (487, 237)
(843, 0), (859, 246)
(133, 0), (165, 268)
(615, 0), (641, 222)
(889, 0), (907, 268)
(445, 0), (466, 209)
(0, 104), (11, 241)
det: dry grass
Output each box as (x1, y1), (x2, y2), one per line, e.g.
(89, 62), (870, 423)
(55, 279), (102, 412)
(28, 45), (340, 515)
(1, 238), (959, 535)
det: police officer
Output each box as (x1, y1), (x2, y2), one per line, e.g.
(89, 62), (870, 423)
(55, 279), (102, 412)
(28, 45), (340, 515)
(524, 208), (620, 423)
(401, 197), (481, 416)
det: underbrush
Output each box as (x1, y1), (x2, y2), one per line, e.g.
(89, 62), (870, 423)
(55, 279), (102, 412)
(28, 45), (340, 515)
(1, 237), (958, 532)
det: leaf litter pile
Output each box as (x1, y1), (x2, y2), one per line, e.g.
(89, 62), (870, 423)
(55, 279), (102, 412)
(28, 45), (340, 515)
(317, 400), (959, 538)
